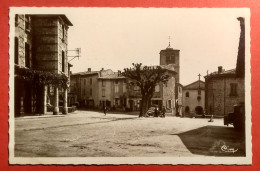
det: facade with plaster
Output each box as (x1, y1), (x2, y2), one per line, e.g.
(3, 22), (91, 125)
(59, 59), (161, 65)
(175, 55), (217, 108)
(70, 69), (127, 110)
(182, 80), (205, 116)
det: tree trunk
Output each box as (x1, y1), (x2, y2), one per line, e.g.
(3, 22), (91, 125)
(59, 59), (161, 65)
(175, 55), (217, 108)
(139, 95), (150, 117)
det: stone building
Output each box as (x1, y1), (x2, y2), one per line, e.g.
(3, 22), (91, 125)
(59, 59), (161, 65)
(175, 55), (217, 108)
(182, 80), (205, 116)
(160, 42), (181, 114)
(160, 42), (180, 82)
(204, 17), (245, 117)
(204, 67), (244, 117)
(14, 14), (73, 116)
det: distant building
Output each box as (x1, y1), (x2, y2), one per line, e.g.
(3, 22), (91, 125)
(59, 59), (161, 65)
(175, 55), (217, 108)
(126, 64), (176, 112)
(70, 68), (126, 110)
(182, 80), (205, 115)
(14, 14), (73, 116)
(160, 41), (180, 82)
(160, 41), (181, 114)
(70, 41), (180, 114)
(204, 17), (245, 117)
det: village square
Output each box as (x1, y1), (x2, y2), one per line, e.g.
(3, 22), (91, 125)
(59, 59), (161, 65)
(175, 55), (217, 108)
(11, 10), (246, 158)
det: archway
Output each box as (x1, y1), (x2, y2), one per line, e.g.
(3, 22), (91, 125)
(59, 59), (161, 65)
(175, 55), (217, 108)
(195, 106), (203, 114)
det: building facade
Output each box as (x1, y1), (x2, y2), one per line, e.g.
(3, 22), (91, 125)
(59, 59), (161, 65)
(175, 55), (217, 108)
(70, 68), (127, 110)
(160, 42), (180, 83)
(182, 80), (205, 116)
(14, 14), (73, 116)
(204, 67), (245, 117)
(204, 17), (245, 117)
(70, 42), (180, 114)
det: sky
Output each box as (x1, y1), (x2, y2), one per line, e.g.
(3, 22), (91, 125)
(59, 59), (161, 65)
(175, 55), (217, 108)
(12, 8), (250, 85)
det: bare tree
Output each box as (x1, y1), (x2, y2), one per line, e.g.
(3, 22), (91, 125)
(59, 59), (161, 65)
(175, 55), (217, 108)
(122, 63), (170, 117)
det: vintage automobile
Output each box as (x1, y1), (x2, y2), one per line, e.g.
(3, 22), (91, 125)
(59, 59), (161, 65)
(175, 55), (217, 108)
(146, 107), (156, 117)
(145, 106), (164, 117)
(224, 102), (245, 130)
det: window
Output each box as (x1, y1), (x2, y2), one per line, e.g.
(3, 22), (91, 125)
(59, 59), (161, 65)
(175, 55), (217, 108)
(83, 89), (85, 96)
(166, 55), (175, 63)
(102, 89), (105, 97)
(115, 80), (118, 84)
(179, 87), (181, 93)
(90, 78), (92, 85)
(115, 84), (119, 93)
(62, 24), (65, 41)
(123, 84), (126, 93)
(84, 79), (86, 86)
(62, 50), (65, 72)
(90, 88), (92, 96)
(155, 85), (160, 92)
(230, 83), (238, 96)
(25, 43), (30, 68)
(198, 89), (201, 95)
(186, 92), (189, 97)
(102, 80), (105, 87)
(25, 15), (30, 31)
(15, 14), (18, 25)
(15, 37), (18, 64)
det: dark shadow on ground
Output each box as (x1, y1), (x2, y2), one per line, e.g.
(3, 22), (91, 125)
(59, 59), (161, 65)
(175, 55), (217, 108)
(174, 125), (245, 156)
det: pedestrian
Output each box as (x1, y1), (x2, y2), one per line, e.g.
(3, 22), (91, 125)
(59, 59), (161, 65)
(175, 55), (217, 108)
(154, 107), (158, 117)
(103, 105), (107, 116)
(162, 106), (166, 118)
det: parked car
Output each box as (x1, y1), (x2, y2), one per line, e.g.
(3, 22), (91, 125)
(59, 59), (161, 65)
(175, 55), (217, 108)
(146, 107), (156, 117)
(145, 106), (163, 117)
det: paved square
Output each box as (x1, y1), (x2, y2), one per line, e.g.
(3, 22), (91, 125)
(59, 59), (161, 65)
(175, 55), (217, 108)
(14, 111), (245, 157)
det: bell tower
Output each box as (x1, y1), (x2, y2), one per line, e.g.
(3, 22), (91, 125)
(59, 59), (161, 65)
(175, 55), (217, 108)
(159, 37), (180, 82)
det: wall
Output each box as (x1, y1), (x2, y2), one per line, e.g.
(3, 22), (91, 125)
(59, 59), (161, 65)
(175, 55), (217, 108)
(162, 75), (175, 110)
(32, 16), (69, 74)
(206, 76), (245, 116)
(183, 89), (205, 114)
(80, 74), (99, 107)
(15, 15), (32, 68)
(160, 49), (180, 82)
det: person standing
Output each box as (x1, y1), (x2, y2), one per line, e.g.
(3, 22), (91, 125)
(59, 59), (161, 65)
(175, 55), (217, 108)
(162, 106), (166, 118)
(103, 105), (107, 116)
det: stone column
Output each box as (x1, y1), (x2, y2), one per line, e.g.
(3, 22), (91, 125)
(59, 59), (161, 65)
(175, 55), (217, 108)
(62, 88), (68, 114)
(20, 96), (24, 117)
(43, 85), (47, 114)
(53, 87), (59, 115)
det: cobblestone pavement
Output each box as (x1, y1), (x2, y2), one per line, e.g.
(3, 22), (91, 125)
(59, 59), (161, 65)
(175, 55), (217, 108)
(14, 110), (245, 157)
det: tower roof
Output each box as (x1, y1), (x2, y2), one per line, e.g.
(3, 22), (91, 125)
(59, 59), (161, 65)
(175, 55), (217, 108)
(166, 36), (173, 50)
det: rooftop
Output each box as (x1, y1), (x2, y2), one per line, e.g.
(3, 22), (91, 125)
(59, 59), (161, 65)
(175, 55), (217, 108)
(183, 80), (205, 90)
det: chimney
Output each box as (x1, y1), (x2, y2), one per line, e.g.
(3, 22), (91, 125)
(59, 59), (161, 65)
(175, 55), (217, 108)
(218, 66), (223, 73)
(236, 17), (245, 78)
(88, 68), (91, 72)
